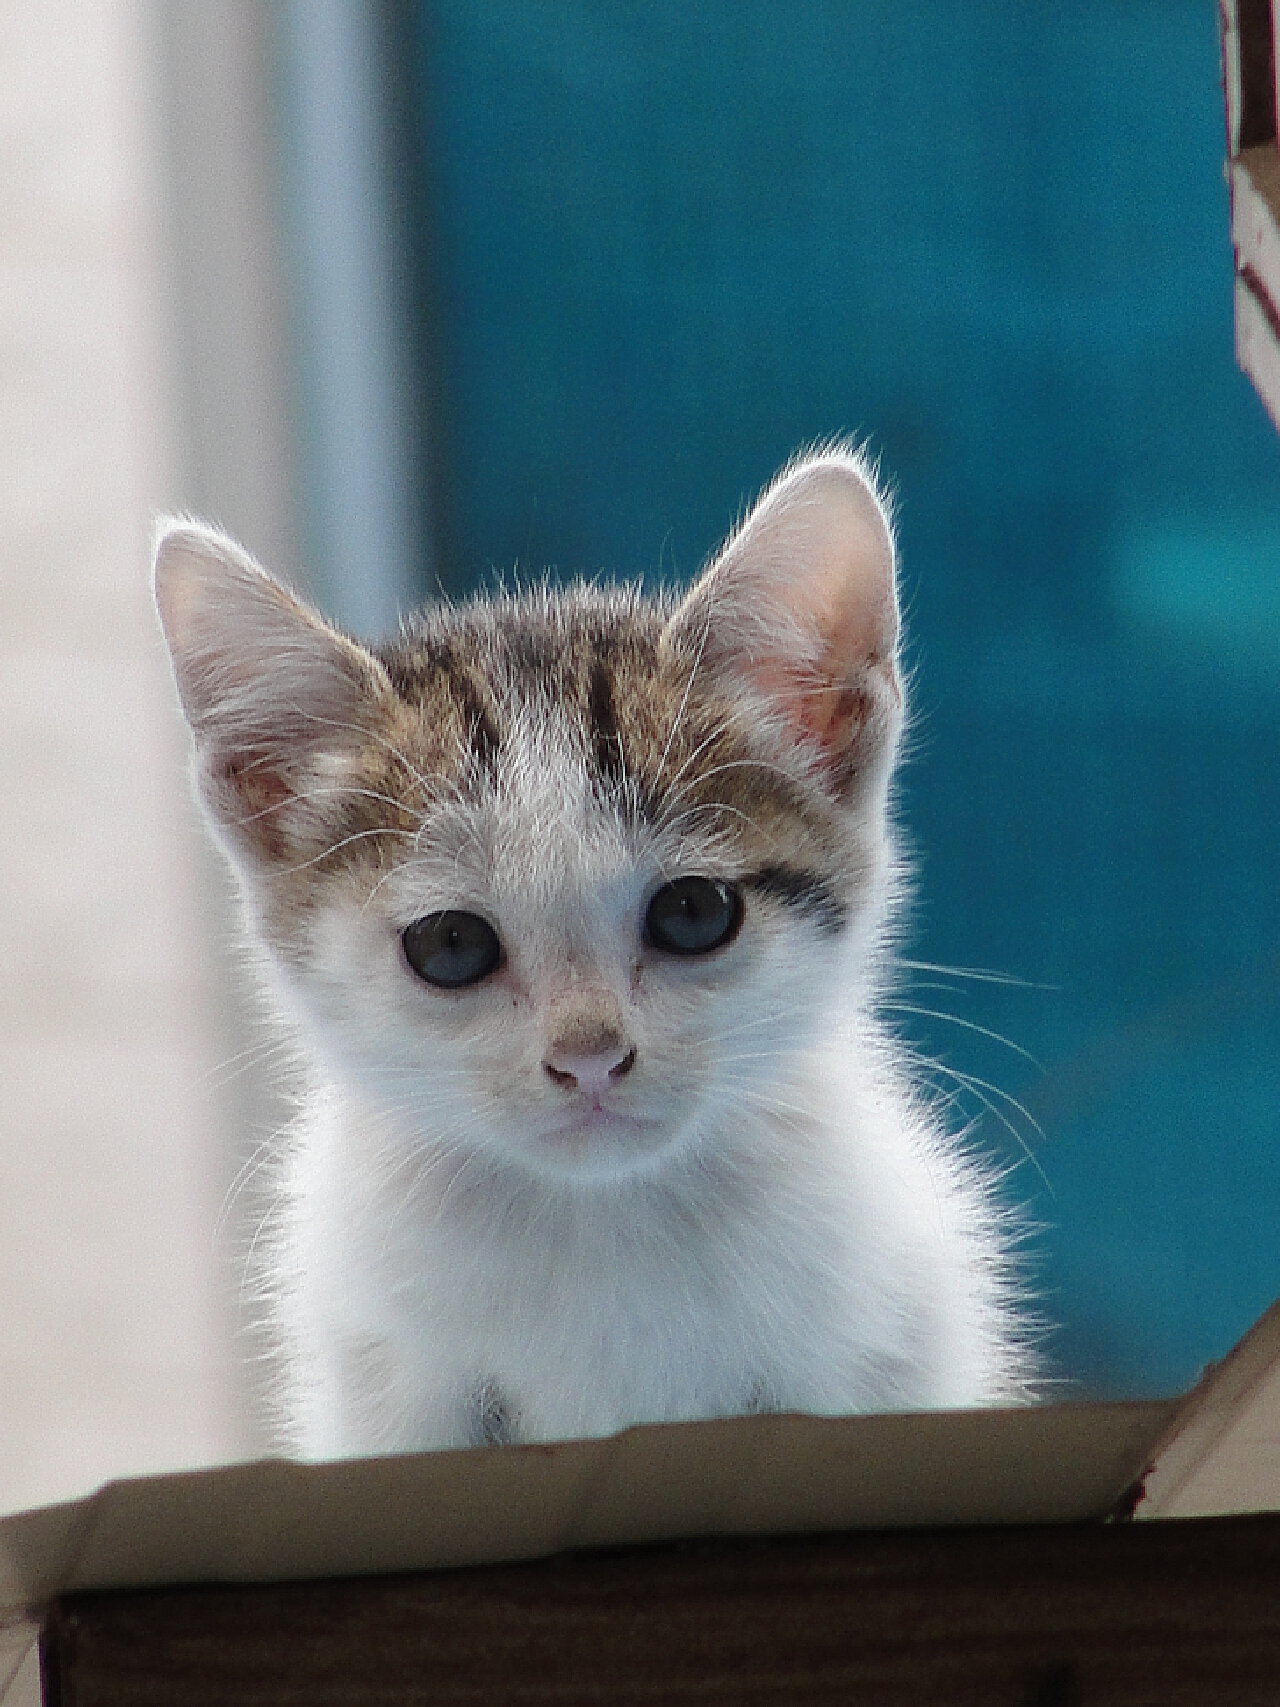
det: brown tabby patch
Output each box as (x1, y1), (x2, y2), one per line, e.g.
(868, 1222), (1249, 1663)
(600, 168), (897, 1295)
(364, 588), (857, 931)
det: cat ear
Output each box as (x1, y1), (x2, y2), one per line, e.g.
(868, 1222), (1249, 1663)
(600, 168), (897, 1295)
(153, 519), (390, 863)
(668, 449), (902, 799)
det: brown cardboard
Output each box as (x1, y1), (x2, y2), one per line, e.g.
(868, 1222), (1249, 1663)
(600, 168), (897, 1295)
(0, 1394), (1175, 1703)
(0, 1404), (1177, 1706)
(0, 1625), (38, 1707)
(1139, 1299), (1280, 1519)
(0, 1399), (1176, 1620)
(9, 1293), (1280, 1706)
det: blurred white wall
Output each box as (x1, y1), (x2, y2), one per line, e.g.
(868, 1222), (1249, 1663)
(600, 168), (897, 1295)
(0, 0), (303, 1512)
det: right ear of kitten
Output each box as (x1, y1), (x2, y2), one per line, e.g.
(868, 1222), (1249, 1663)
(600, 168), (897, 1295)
(155, 446), (1040, 1457)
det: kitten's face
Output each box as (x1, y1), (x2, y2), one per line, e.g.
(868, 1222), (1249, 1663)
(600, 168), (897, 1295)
(265, 596), (882, 1184)
(155, 450), (903, 1184)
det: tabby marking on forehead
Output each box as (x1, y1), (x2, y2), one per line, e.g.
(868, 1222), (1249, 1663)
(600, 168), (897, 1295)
(378, 635), (502, 783)
(371, 587), (858, 918)
(587, 650), (625, 791)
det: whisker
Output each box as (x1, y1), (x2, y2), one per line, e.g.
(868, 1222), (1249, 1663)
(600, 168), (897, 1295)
(884, 1002), (1043, 1070)
(656, 590), (716, 782)
(266, 700), (441, 805)
(216, 1131), (288, 1243)
(902, 1048), (1051, 1192)
(659, 751), (801, 822)
(280, 824), (419, 875)
(195, 1036), (295, 1094)
(897, 957), (1055, 992)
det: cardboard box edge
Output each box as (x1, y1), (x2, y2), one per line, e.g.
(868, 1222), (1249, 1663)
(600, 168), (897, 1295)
(1137, 1299), (1280, 1518)
(0, 1394), (1181, 1623)
(0, 1621), (40, 1707)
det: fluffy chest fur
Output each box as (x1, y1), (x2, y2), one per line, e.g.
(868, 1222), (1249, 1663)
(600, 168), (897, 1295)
(281, 1039), (1015, 1455)
(154, 447), (1037, 1456)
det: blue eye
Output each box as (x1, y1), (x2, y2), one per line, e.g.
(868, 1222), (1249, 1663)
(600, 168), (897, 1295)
(402, 912), (503, 987)
(645, 878), (743, 956)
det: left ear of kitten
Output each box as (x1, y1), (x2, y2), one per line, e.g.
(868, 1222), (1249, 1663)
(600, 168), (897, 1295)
(155, 447), (1039, 1457)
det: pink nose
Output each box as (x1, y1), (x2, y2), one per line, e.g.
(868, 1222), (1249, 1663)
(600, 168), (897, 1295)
(543, 1045), (636, 1094)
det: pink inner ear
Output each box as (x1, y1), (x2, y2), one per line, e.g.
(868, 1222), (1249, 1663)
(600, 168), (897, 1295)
(749, 654), (900, 797)
(211, 753), (295, 861)
(678, 454), (902, 792)
(753, 462), (899, 669)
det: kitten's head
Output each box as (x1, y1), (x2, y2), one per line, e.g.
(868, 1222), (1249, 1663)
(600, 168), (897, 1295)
(155, 449), (903, 1184)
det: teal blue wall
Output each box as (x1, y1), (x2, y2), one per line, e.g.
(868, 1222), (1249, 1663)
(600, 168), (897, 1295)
(391, 0), (1280, 1395)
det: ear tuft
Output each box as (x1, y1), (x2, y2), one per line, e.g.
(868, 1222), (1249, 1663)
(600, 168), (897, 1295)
(668, 448), (902, 798)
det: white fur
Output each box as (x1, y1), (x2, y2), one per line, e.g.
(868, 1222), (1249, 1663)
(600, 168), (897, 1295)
(155, 450), (1036, 1457)
(264, 755), (1028, 1453)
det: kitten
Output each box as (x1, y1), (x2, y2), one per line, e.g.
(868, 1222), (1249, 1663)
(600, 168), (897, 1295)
(154, 447), (1037, 1457)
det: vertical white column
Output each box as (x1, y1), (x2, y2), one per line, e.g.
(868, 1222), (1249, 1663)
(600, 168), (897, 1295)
(0, 0), (261, 1512)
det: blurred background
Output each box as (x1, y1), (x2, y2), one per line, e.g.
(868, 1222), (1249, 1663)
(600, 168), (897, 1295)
(3, 0), (1278, 1509)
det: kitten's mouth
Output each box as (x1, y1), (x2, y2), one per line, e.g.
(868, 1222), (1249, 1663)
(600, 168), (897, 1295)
(531, 1105), (670, 1168)
(542, 1107), (656, 1142)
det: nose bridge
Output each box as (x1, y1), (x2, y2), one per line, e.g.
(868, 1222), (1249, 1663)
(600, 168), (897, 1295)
(547, 982), (626, 1057)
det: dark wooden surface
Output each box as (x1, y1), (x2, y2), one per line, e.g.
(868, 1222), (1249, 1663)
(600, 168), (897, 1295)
(40, 1514), (1280, 1706)
(1233, 0), (1277, 150)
